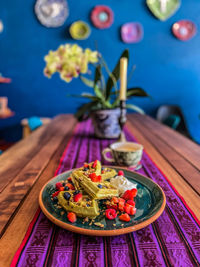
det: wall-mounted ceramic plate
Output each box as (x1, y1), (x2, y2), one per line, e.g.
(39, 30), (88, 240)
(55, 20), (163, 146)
(121, 22), (143, 43)
(39, 167), (166, 236)
(69, 21), (91, 40)
(91, 5), (114, 29)
(35, 0), (69, 28)
(172, 20), (197, 41)
(146, 0), (180, 21)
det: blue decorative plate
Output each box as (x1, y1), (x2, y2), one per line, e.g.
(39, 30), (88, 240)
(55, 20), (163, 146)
(39, 167), (166, 236)
(35, 0), (69, 28)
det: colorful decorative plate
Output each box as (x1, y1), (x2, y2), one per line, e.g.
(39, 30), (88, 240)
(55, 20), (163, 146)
(39, 167), (166, 236)
(172, 20), (197, 41)
(35, 0), (69, 28)
(91, 5), (114, 29)
(146, 0), (180, 21)
(121, 22), (143, 43)
(69, 21), (91, 40)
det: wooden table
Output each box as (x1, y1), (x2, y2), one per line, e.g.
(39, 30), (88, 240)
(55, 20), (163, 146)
(0, 114), (200, 266)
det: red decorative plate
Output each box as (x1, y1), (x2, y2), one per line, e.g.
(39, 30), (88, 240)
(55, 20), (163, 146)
(91, 5), (114, 29)
(172, 20), (197, 41)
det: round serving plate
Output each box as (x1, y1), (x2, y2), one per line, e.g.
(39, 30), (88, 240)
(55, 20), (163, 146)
(39, 167), (166, 236)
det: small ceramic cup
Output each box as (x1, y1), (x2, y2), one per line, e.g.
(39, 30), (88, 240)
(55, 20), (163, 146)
(102, 142), (143, 167)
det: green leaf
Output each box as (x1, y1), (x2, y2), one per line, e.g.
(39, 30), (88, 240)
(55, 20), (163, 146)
(80, 76), (94, 88)
(127, 88), (149, 98)
(126, 104), (145, 114)
(75, 101), (98, 121)
(94, 65), (102, 86)
(94, 85), (104, 100)
(105, 49), (129, 100)
(69, 93), (100, 102)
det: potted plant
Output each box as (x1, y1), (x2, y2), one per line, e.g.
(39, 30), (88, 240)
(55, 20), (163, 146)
(44, 44), (148, 138)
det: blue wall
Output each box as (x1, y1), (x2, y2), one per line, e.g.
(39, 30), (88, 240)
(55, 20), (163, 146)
(1, 0), (200, 142)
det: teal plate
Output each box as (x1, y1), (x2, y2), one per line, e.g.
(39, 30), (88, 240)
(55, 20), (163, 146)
(39, 167), (166, 236)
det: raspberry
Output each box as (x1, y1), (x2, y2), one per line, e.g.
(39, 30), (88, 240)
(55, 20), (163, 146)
(67, 212), (77, 223)
(105, 209), (117, 220)
(92, 160), (98, 168)
(55, 182), (63, 190)
(119, 213), (130, 222)
(52, 191), (59, 198)
(106, 204), (118, 210)
(118, 170), (124, 176)
(74, 193), (82, 202)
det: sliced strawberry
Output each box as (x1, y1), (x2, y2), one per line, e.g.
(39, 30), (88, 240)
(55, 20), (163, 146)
(56, 182), (63, 190)
(74, 193), (82, 202)
(118, 198), (125, 204)
(105, 209), (117, 220)
(59, 187), (65, 191)
(129, 188), (137, 199)
(122, 190), (131, 200)
(106, 204), (118, 210)
(92, 160), (98, 168)
(66, 183), (75, 190)
(130, 207), (137, 216)
(112, 197), (119, 204)
(127, 200), (135, 207)
(119, 213), (130, 222)
(52, 191), (60, 198)
(118, 170), (124, 176)
(124, 204), (131, 215)
(118, 201), (125, 211)
(67, 212), (77, 223)
(89, 173), (101, 182)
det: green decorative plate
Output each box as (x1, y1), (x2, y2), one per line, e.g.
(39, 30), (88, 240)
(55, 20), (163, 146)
(146, 0), (180, 21)
(39, 167), (166, 236)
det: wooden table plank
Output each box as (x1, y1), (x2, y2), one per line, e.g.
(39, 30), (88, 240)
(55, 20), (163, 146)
(0, 115), (75, 193)
(126, 120), (200, 220)
(129, 115), (200, 195)
(0, 115), (76, 236)
(130, 114), (200, 170)
(0, 133), (71, 267)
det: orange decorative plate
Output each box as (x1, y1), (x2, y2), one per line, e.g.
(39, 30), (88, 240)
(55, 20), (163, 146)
(39, 167), (166, 236)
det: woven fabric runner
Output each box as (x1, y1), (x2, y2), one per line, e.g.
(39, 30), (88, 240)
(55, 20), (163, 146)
(11, 120), (200, 267)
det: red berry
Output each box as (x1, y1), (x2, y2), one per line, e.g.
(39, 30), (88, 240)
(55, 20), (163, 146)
(66, 183), (75, 190)
(67, 212), (77, 223)
(129, 189), (137, 200)
(118, 198), (125, 204)
(89, 173), (101, 182)
(127, 200), (135, 207)
(105, 209), (117, 220)
(130, 207), (137, 216)
(74, 193), (82, 202)
(92, 160), (98, 168)
(68, 177), (72, 182)
(101, 170), (105, 174)
(119, 213), (130, 222)
(56, 182), (63, 190)
(124, 204), (131, 215)
(118, 201), (125, 211)
(59, 187), (65, 191)
(112, 197), (119, 204)
(84, 163), (89, 168)
(52, 191), (59, 198)
(122, 190), (131, 200)
(118, 170), (124, 176)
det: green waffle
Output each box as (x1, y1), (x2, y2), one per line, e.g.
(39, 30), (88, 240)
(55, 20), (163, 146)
(58, 191), (100, 219)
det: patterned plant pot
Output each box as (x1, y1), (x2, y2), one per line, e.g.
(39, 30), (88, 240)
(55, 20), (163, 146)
(91, 108), (123, 139)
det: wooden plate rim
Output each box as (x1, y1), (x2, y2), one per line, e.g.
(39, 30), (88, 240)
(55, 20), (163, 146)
(39, 166), (166, 236)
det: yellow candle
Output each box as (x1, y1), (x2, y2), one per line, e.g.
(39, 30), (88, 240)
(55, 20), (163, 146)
(119, 57), (128, 101)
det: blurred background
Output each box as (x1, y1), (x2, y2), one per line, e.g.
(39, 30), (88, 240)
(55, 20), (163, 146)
(0, 0), (200, 145)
